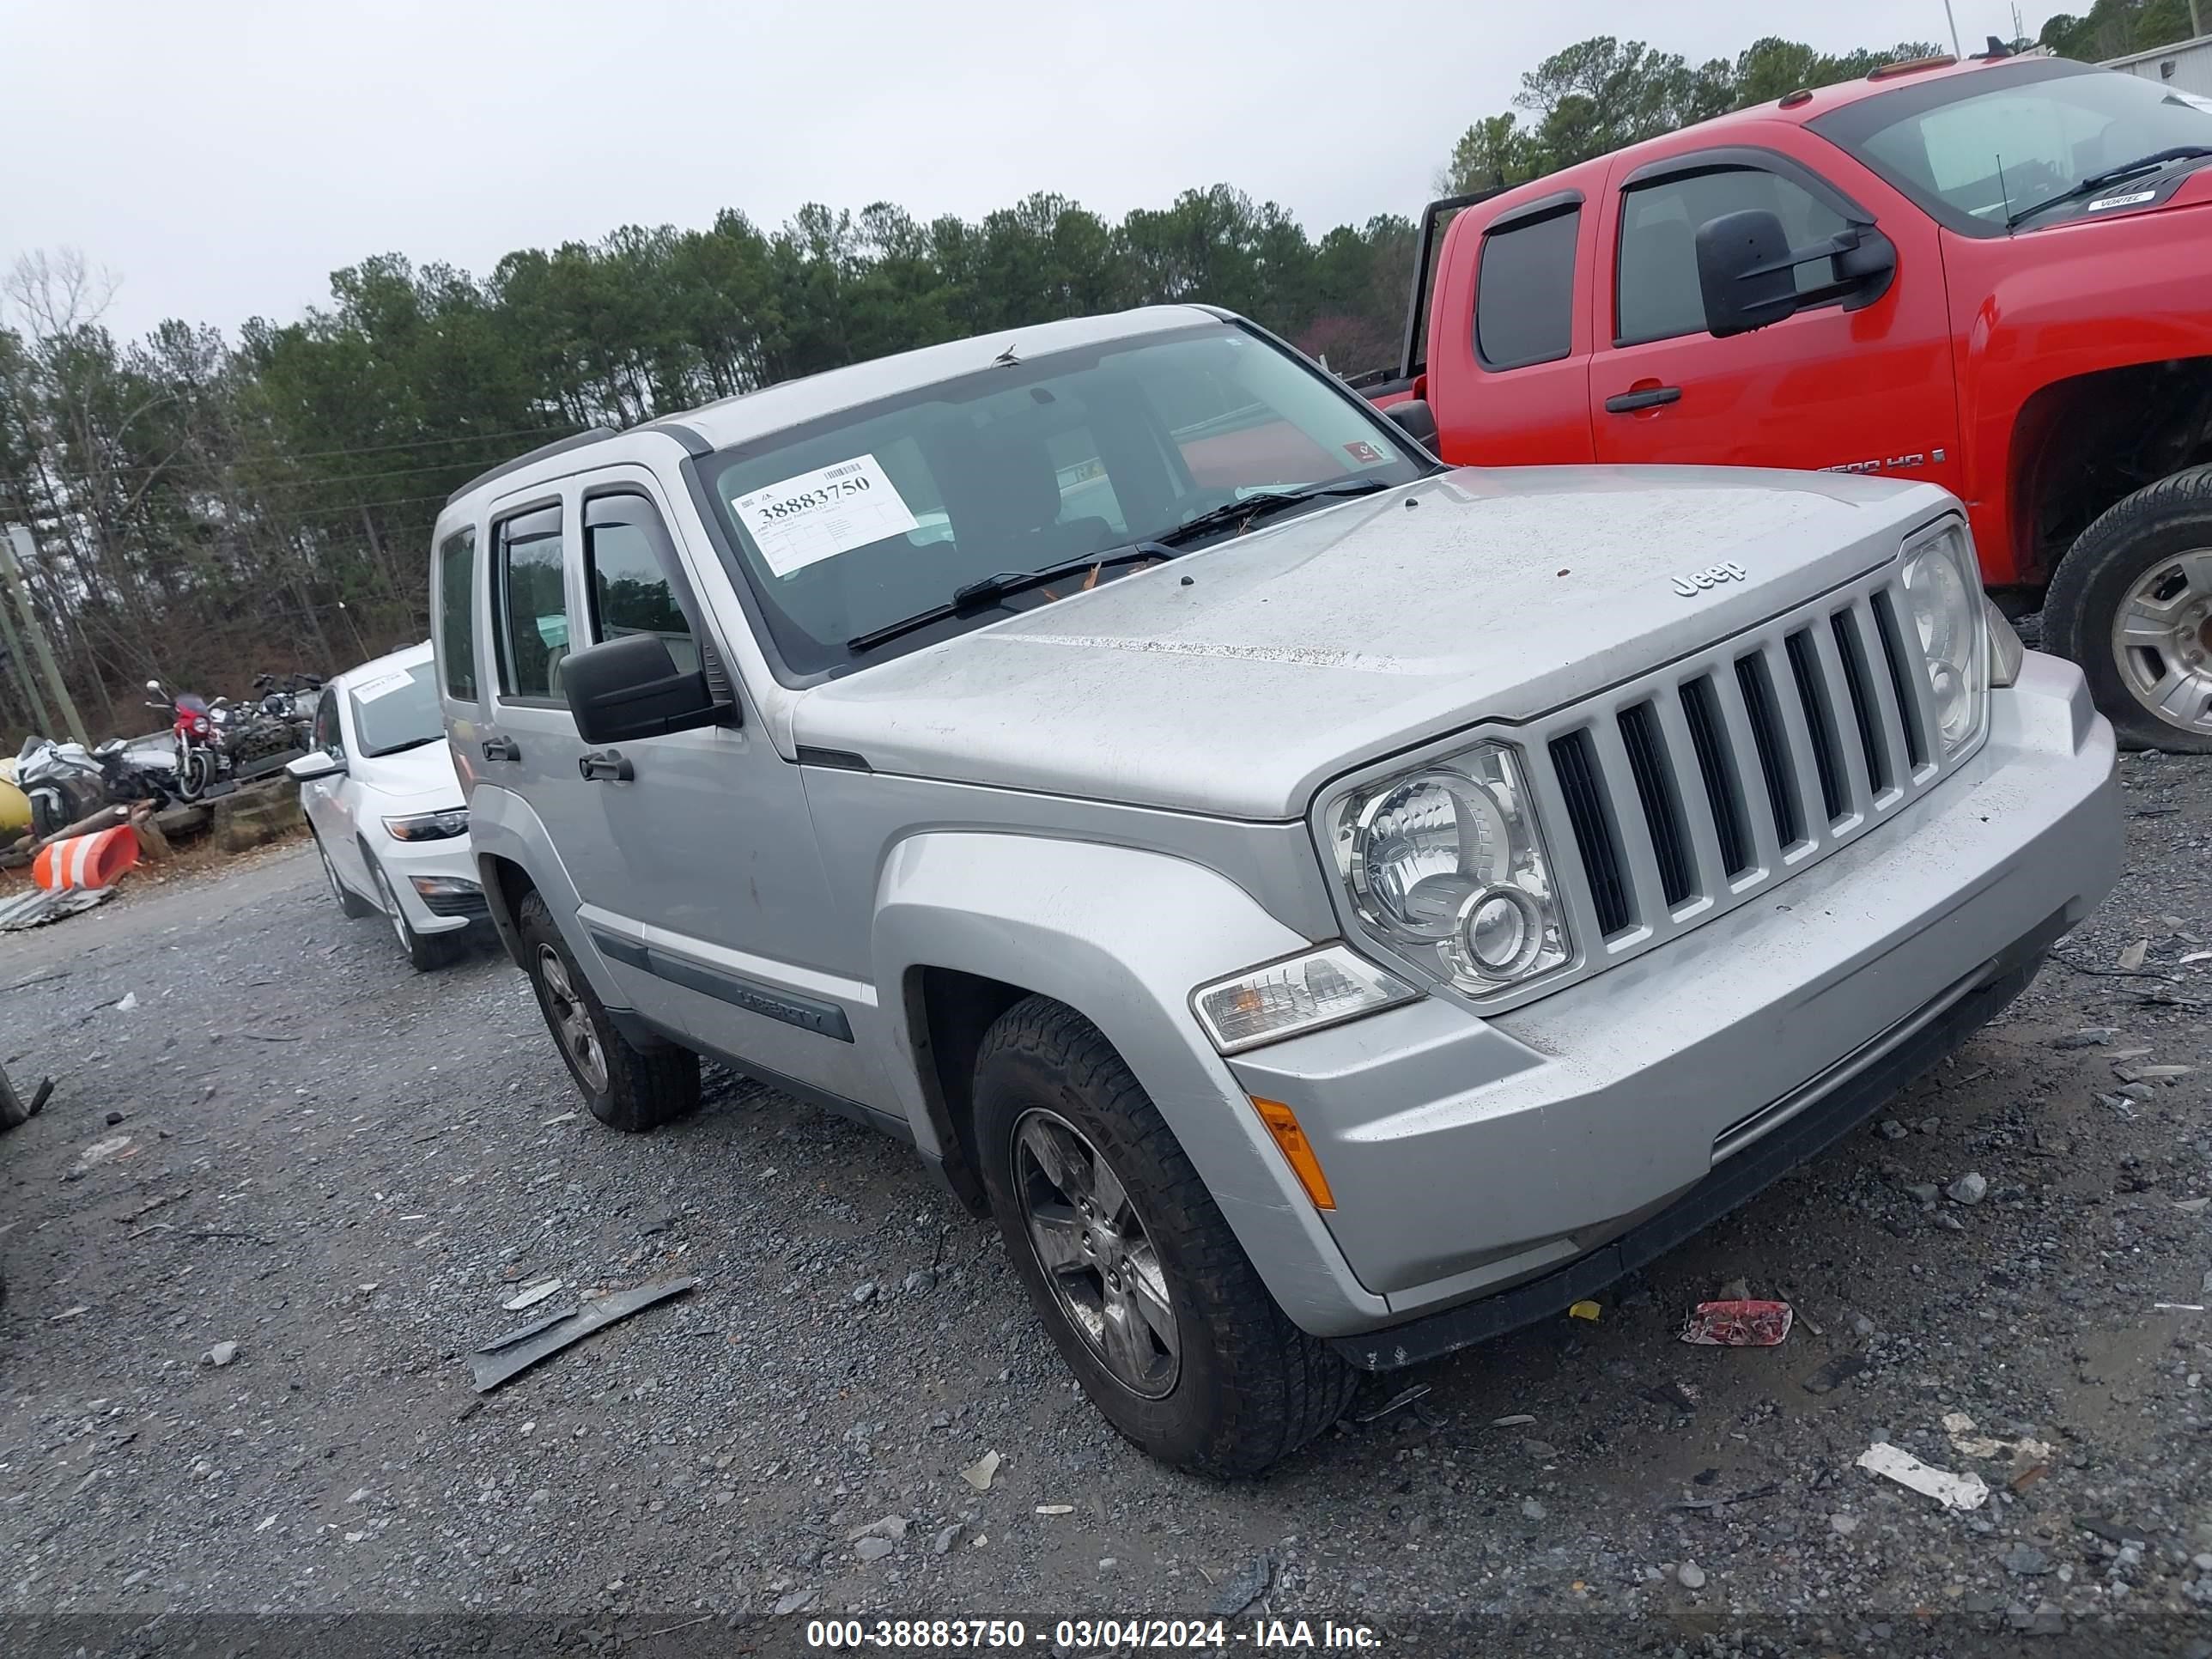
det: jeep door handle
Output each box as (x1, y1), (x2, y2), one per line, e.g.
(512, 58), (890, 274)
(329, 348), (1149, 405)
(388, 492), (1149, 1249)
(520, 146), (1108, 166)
(579, 750), (634, 783)
(482, 736), (521, 763)
(1604, 385), (1682, 414)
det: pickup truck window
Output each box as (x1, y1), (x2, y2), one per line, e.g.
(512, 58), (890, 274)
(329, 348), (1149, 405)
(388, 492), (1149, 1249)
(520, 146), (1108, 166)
(1616, 169), (1850, 346)
(1474, 206), (1580, 370)
(696, 324), (1430, 676)
(1814, 58), (2212, 234)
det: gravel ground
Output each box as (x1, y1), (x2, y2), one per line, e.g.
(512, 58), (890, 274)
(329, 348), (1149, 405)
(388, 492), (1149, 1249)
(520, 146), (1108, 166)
(0, 750), (2208, 1658)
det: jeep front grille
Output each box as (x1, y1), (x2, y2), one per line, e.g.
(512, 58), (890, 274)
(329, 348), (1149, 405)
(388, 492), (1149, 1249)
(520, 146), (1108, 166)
(1533, 571), (1956, 961)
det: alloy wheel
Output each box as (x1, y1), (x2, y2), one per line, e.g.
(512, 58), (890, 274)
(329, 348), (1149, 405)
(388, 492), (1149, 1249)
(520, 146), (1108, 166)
(536, 945), (610, 1095)
(1011, 1108), (1180, 1399)
(372, 865), (410, 953)
(2112, 548), (2212, 737)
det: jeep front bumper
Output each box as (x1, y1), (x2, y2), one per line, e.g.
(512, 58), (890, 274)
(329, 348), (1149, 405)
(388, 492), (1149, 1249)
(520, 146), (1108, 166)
(1227, 653), (2120, 1353)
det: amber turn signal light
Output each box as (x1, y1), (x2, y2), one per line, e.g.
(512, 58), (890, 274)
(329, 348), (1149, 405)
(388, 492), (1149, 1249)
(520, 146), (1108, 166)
(1249, 1097), (1337, 1212)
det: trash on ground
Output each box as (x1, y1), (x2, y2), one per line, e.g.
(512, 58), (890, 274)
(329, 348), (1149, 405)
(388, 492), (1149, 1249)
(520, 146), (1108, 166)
(2116, 939), (2149, 970)
(51, 1305), (88, 1322)
(465, 1276), (696, 1392)
(2179, 950), (2212, 966)
(1035, 1504), (1074, 1516)
(959, 1450), (1000, 1492)
(1855, 1441), (1990, 1510)
(70, 1134), (135, 1174)
(2152, 1302), (2205, 1313)
(540, 1112), (577, 1127)
(1491, 1413), (1536, 1426)
(1207, 1551), (1275, 1618)
(501, 1278), (564, 1311)
(2118, 1063), (2194, 1081)
(115, 991), (138, 1012)
(1800, 1352), (1867, 1394)
(1942, 1411), (2051, 1465)
(847, 1515), (908, 1541)
(1357, 1382), (1430, 1423)
(1680, 1298), (1793, 1346)
(0, 884), (111, 932)
(204, 1340), (239, 1367)
(2173, 1197), (2209, 1214)
(1567, 1299), (1601, 1321)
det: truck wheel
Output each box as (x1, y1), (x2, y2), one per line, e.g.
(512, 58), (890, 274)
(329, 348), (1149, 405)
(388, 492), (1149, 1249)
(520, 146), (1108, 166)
(2046, 468), (2212, 752)
(973, 995), (1356, 1476)
(516, 890), (699, 1132)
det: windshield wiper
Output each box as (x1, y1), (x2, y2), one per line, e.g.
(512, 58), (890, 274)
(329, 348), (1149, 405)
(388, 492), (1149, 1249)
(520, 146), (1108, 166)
(2006, 146), (2212, 228)
(1153, 476), (1389, 550)
(846, 543), (1178, 653)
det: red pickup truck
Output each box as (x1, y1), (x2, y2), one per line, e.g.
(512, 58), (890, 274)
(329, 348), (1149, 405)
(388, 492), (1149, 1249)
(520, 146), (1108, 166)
(1364, 48), (2212, 751)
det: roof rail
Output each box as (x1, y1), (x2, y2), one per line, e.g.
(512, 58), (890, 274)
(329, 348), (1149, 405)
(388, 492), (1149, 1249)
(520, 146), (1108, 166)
(444, 427), (619, 506)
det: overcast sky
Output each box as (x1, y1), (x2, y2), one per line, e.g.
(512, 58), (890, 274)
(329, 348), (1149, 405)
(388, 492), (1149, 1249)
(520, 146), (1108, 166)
(3, 0), (2059, 341)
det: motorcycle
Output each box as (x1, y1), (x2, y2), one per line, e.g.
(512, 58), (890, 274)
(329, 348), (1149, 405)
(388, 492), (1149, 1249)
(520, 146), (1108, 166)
(90, 736), (177, 808)
(146, 679), (221, 802)
(15, 736), (110, 840)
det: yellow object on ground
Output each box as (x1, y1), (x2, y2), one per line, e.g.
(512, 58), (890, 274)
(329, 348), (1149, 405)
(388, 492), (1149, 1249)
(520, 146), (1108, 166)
(1567, 1300), (1601, 1322)
(0, 779), (28, 836)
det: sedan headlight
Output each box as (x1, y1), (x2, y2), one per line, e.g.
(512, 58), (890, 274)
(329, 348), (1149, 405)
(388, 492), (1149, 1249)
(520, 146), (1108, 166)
(1328, 741), (1571, 999)
(384, 808), (469, 842)
(1899, 522), (1988, 757)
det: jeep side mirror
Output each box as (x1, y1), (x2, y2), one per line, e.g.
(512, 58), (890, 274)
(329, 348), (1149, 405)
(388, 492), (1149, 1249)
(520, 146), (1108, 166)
(1697, 209), (1899, 338)
(561, 632), (732, 745)
(1382, 399), (1438, 448)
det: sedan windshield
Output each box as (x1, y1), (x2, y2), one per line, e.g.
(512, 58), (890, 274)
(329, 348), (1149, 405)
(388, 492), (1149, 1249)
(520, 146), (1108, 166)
(1818, 60), (2212, 229)
(697, 323), (1431, 674)
(348, 664), (444, 757)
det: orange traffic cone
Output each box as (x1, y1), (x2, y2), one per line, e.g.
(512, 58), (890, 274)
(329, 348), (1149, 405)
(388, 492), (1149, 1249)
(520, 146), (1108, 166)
(33, 823), (140, 891)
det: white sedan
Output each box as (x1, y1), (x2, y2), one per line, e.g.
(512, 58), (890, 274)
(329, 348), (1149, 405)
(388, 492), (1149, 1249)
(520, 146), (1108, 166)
(285, 641), (481, 970)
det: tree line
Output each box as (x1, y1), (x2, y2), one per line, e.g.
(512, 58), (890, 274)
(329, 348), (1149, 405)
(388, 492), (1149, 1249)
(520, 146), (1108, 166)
(7, 13), (2194, 742)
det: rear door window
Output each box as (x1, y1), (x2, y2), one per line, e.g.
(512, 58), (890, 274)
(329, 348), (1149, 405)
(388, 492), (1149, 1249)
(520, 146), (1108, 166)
(494, 504), (569, 702)
(1474, 205), (1581, 369)
(436, 527), (477, 701)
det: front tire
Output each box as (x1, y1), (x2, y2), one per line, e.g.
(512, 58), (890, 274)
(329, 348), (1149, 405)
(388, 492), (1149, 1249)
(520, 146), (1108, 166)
(368, 854), (464, 972)
(516, 890), (698, 1131)
(315, 831), (376, 919)
(973, 995), (1356, 1476)
(2045, 467), (2212, 752)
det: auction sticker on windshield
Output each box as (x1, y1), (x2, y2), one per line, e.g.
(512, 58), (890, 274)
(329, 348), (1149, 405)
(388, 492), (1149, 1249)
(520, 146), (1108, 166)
(732, 455), (920, 578)
(351, 672), (412, 702)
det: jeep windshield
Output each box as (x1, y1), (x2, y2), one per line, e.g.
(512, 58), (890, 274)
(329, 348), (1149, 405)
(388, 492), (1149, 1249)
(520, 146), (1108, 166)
(696, 323), (1433, 676)
(1814, 58), (2212, 234)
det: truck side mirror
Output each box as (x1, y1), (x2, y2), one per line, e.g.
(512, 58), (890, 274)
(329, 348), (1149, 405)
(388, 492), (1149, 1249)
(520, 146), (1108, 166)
(1698, 210), (1899, 339)
(1382, 399), (1437, 448)
(1696, 210), (1802, 337)
(561, 632), (732, 745)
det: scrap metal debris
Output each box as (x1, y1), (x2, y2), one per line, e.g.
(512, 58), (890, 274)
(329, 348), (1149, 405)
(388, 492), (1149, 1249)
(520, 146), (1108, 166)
(0, 885), (111, 931)
(501, 1279), (564, 1312)
(1357, 1382), (1431, 1424)
(1680, 1299), (1794, 1346)
(465, 1277), (696, 1392)
(1856, 1442), (1990, 1510)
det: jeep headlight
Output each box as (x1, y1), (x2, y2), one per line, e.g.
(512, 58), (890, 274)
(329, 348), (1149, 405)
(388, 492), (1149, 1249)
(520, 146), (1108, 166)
(1328, 741), (1571, 998)
(1899, 522), (1988, 757)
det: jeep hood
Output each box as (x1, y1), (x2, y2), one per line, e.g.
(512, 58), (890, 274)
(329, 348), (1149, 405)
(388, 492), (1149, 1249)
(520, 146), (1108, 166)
(793, 465), (1952, 820)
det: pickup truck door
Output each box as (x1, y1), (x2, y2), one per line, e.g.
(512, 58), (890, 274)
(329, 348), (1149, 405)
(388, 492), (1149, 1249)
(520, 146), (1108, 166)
(1587, 141), (1961, 495)
(482, 473), (880, 1110)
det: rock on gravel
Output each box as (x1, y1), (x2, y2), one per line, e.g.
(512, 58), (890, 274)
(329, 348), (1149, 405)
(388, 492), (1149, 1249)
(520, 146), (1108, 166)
(1947, 1171), (1989, 1206)
(204, 1340), (238, 1367)
(1676, 1560), (1707, 1589)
